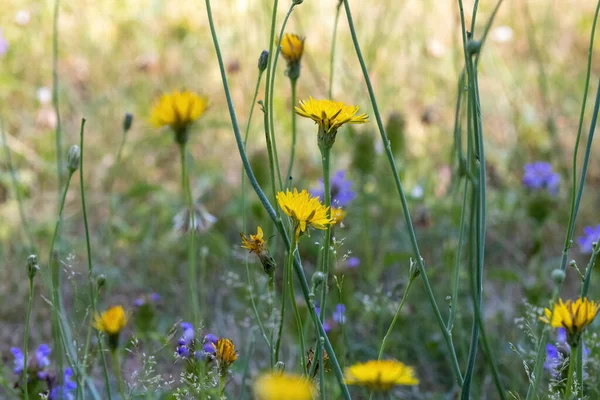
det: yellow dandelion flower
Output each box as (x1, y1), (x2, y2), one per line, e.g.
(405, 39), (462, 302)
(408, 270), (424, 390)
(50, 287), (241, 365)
(345, 360), (419, 391)
(279, 33), (305, 64)
(276, 189), (333, 239)
(215, 338), (237, 369)
(331, 207), (346, 225)
(93, 306), (128, 336)
(540, 297), (600, 346)
(241, 226), (266, 254)
(150, 90), (208, 143)
(295, 97), (368, 147)
(254, 373), (315, 400)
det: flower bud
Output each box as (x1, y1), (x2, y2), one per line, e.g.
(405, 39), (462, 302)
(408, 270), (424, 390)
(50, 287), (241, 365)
(274, 361), (285, 374)
(27, 254), (39, 279)
(312, 271), (325, 288)
(97, 274), (107, 290)
(258, 50), (269, 72)
(551, 269), (565, 285)
(123, 113), (134, 132)
(67, 145), (80, 172)
(466, 39), (481, 55)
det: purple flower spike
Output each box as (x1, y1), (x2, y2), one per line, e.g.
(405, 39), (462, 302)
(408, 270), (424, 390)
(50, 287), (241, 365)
(522, 162), (560, 194)
(544, 343), (561, 376)
(311, 170), (356, 207)
(577, 225), (600, 254)
(35, 344), (51, 369)
(333, 304), (346, 324)
(347, 257), (360, 269)
(11, 348), (24, 374)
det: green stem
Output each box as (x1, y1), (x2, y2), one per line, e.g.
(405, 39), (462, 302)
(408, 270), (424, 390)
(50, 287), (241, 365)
(23, 277), (34, 400)
(179, 142), (199, 326)
(286, 78), (298, 188)
(377, 277), (415, 360)
(112, 350), (126, 399)
(1, 121), (35, 251)
(288, 236), (306, 372)
(342, 0), (463, 386)
(204, 2), (350, 396)
(79, 119), (113, 400)
(319, 336), (326, 400)
(328, 1), (343, 99)
(318, 145), (332, 322)
(52, 0), (63, 200)
(274, 242), (288, 364)
(448, 178), (469, 331)
(107, 124), (130, 260)
(565, 349), (578, 400)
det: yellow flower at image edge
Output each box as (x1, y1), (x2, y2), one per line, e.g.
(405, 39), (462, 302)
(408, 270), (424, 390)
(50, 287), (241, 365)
(295, 97), (368, 136)
(94, 305), (128, 335)
(279, 33), (305, 63)
(254, 373), (315, 400)
(216, 338), (237, 369)
(241, 226), (266, 254)
(150, 91), (208, 141)
(540, 297), (599, 345)
(276, 189), (333, 239)
(345, 360), (419, 391)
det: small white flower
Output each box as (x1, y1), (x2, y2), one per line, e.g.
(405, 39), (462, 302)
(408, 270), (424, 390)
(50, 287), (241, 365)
(15, 10), (31, 26)
(37, 87), (52, 105)
(410, 184), (424, 199)
(491, 26), (513, 43)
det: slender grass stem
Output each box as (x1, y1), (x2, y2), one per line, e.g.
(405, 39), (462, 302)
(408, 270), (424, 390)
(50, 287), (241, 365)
(318, 145), (332, 322)
(23, 276), (34, 400)
(52, 0), (63, 200)
(286, 78), (298, 188)
(204, 2), (350, 396)
(328, 1), (343, 99)
(287, 236), (306, 371)
(377, 276), (415, 360)
(261, 102), (282, 218)
(79, 119), (113, 400)
(526, 80), (600, 399)
(342, 0), (463, 386)
(1, 122), (35, 251)
(107, 123), (130, 260)
(448, 178), (469, 331)
(274, 239), (288, 364)
(319, 336), (326, 400)
(179, 143), (199, 326)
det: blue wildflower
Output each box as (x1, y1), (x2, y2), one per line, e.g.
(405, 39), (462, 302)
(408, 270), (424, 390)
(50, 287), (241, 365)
(35, 344), (51, 369)
(577, 225), (600, 254)
(311, 170), (356, 207)
(544, 328), (590, 377)
(333, 304), (346, 325)
(522, 162), (559, 193)
(176, 322), (195, 358)
(49, 368), (77, 400)
(11, 348), (24, 374)
(314, 304), (332, 333)
(346, 257), (360, 269)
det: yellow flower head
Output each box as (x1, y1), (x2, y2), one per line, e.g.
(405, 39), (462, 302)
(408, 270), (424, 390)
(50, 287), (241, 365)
(331, 207), (346, 225)
(540, 297), (599, 345)
(241, 226), (266, 254)
(254, 373), (315, 400)
(279, 33), (305, 64)
(295, 97), (368, 147)
(215, 338), (237, 369)
(276, 189), (333, 239)
(150, 91), (208, 142)
(345, 360), (419, 391)
(93, 305), (128, 336)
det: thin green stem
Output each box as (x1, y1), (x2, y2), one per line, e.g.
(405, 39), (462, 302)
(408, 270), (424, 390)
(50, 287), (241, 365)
(342, 0), (463, 386)
(23, 277), (34, 400)
(261, 102), (282, 217)
(328, 1), (343, 99)
(79, 119), (112, 400)
(1, 121), (35, 251)
(107, 124), (130, 260)
(53, 0), (63, 199)
(205, 2), (350, 395)
(112, 350), (126, 399)
(448, 178), (469, 331)
(319, 336), (326, 400)
(565, 349), (577, 400)
(319, 145), (332, 322)
(378, 277), (415, 360)
(288, 237), (306, 372)
(179, 142), (199, 326)
(274, 242), (288, 364)
(286, 78), (298, 188)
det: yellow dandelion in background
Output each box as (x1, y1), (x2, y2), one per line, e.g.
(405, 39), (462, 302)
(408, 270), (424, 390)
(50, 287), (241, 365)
(540, 297), (599, 346)
(276, 189), (333, 239)
(241, 226), (266, 254)
(150, 90), (208, 143)
(345, 360), (419, 392)
(331, 207), (346, 225)
(215, 338), (238, 369)
(279, 33), (305, 64)
(295, 97), (368, 147)
(93, 305), (128, 336)
(254, 373), (315, 400)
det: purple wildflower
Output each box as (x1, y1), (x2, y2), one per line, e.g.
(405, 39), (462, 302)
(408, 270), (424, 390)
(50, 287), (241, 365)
(314, 304), (332, 333)
(333, 304), (346, 325)
(0, 29), (8, 56)
(49, 368), (76, 400)
(311, 170), (356, 207)
(577, 225), (600, 254)
(522, 162), (560, 194)
(544, 328), (590, 377)
(176, 322), (195, 358)
(202, 334), (218, 356)
(11, 348), (24, 374)
(346, 257), (360, 269)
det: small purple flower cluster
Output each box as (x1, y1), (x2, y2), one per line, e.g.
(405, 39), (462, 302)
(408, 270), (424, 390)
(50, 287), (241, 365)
(314, 303), (347, 333)
(544, 328), (589, 377)
(577, 225), (600, 254)
(311, 170), (356, 207)
(176, 322), (218, 361)
(49, 369), (77, 400)
(522, 162), (560, 194)
(133, 292), (160, 307)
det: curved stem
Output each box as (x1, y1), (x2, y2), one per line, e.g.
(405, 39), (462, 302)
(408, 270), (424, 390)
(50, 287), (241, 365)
(179, 143), (199, 326)
(319, 145), (332, 322)
(287, 236), (306, 371)
(204, 2), (350, 396)
(79, 119), (113, 400)
(378, 277), (415, 360)
(286, 78), (298, 188)
(342, 0), (463, 386)
(328, 1), (343, 99)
